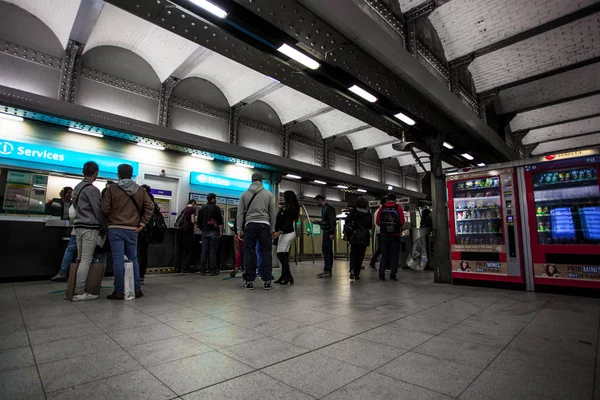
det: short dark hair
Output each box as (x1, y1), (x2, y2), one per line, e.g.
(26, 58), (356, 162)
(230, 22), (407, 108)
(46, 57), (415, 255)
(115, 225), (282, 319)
(188, 199), (197, 206)
(82, 161), (99, 177)
(386, 192), (396, 202)
(118, 164), (133, 179)
(355, 196), (368, 209)
(314, 195), (325, 202)
(207, 193), (216, 203)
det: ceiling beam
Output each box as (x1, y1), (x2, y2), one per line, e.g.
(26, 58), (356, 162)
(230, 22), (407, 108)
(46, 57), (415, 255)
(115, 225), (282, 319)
(357, 137), (400, 151)
(501, 90), (600, 115)
(294, 107), (334, 124)
(513, 112), (600, 134)
(522, 115), (600, 145)
(68, 0), (104, 46)
(170, 47), (210, 81)
(237, 81), (283, 104)
(532, 132), (600, 155)
(328, 125), (371, 139)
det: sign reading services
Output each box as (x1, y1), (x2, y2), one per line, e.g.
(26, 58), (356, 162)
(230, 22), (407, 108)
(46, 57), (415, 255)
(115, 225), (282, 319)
(0, 139), (138, 176)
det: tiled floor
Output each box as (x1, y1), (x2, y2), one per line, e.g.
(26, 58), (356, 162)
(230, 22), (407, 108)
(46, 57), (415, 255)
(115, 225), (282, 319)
(1, 261), (599, 400)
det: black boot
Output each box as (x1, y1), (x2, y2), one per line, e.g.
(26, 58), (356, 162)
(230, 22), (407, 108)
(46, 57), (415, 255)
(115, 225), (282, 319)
(280, 253), (294, 285)
(275, 253), (286, 284)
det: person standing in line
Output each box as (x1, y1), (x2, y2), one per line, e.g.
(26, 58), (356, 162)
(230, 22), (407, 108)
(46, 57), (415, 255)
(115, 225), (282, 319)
(138, 184), (155, 284)
(346, 196), (372, 282)
(71, 162), (105, 301)
(197, 193), (224, 276)
(274, 190), (300, 285)
(314, 195), (336, 278)
(176, 199), (198, 273)
(50, 186), (75, 282)
(368, 196), (386, 271)
(101, 164), (153, 300)
(237, 172), (277, 290)
(376, 193), (405, 281)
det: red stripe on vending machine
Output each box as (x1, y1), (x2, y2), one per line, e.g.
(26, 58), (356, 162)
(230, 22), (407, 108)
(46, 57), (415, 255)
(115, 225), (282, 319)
(447, 168), (524, 284)
(524, 155), (600, 289)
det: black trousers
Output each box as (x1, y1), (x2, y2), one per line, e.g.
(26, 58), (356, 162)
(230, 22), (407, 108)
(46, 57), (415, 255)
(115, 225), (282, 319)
(138, 235), (150, 278)
(350, 244), (367, 278)
(178, 230), (197, 271)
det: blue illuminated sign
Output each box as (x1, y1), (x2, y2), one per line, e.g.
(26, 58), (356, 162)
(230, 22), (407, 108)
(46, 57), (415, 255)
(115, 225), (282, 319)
(0, 139), (138, 176)
(190, 172), (270, 192)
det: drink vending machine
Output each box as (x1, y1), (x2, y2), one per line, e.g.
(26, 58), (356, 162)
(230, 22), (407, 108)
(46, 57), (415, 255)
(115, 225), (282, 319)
(447, 168), (524, 284)
(522, 154), (600, 289)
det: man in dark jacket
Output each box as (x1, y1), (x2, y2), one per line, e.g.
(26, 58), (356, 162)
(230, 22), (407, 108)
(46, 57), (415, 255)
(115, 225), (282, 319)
(101, 164), (153, 300)
(72, 162), (106, 301)
(315, 195), (336, 278)
(346, 197), (372, 282)
(198, 193), (224, 276)
(376, 193), (406, 281)
(177, 199), (198, 273)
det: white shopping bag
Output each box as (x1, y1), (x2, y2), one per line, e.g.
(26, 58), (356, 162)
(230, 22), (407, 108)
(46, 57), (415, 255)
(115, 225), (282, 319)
(124, 261), (135, 300)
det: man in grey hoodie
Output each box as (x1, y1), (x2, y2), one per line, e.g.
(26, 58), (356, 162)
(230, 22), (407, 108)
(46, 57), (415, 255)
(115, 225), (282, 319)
(72, 161), (106, 301)
(236, 172), (277, 290)
(101, 164), (153, 300)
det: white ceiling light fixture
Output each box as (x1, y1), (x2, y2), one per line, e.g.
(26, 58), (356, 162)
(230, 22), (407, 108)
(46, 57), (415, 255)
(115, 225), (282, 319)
(387, 185), (394, 191)
(348, 85), (378, 103)
(443, 142), (454, 149)
(285, 174), (302, 179)
(394, 112), (416, 126)
(235, 162), (254, 169)
(461, 153), (474, 160)
(0, 112), (24, 122)
(337, 185), (348, 190)
(357, 189), (367, 193)
(313, 180), (327, 185)
(477, 162), (486, 167)
(188, 0), (228, 18)
(68, 127), (104, 138)
(277, 44), (320, 70)
(191, 153), (214, 161)
(137, 142), (165, 151)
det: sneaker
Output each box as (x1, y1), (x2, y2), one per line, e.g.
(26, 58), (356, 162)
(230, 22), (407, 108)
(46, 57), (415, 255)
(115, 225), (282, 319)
(264, 281), (272, 290)
(390, 277), (399, 282)
(107, 291), (125, 300)
(135, 290), (144, 298)
(245, 281), (254, 290)
(316, 271), (332, 278)
(50, 274), (67, 282)
(349, 271), (355, 282)
(368, 264), (377, 271)
(72, 292), (99, 302)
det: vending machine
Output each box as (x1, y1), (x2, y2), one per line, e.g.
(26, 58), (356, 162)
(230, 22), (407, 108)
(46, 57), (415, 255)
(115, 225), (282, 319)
(523, 154), (600, 289)
(447, 168), (524, 284)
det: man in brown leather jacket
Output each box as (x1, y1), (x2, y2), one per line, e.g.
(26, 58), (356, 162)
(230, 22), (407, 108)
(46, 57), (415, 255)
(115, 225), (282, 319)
(101, 164), (153, 300)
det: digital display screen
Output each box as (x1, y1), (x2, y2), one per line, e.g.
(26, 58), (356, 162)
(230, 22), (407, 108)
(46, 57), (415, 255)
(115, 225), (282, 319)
(506, 216), (514, 223)
(550, 208), (575, 240)
(580, 207), (600, 240)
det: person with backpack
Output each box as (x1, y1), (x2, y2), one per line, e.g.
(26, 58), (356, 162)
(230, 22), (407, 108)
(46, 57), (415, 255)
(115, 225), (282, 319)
(236, 172), (277, 290)
(101, 164), (154, 299)
(71, 162), (106, 301)
(175, 199), (198, 274)
(197, 193), (224, 276)
(138, 184), (167, 283)
(345, 197), (372, 282)
(376, 193), (405, 281)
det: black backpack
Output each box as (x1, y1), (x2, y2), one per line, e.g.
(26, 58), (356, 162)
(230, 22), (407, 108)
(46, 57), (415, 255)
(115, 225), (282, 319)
(380, 205), (401, 234)
(143, 204), (167, 244)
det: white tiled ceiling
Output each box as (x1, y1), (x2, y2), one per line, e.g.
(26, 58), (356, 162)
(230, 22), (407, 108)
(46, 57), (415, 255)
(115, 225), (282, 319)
(85, 3), (199, 82)
(397, 150), (427, 166)
(260, 86), (328, 124)
(429, 0), (597, 61)
(522, 116), (600, 145)
(5, 0), (81, 47)
(346, 127), (394, 150)
(311, 109), (368, 138)
(375, 143), (404, 159)
(532, 132), (600, 155)
(183, 50), (274, 106)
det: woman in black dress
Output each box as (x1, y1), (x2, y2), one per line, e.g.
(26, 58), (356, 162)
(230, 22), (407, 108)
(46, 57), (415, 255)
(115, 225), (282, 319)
(274, 190), (300, 285)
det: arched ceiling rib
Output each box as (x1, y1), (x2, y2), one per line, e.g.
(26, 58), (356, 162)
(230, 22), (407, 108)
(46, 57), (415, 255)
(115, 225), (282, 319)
(311, 109), (369, 139)
(85, 3), (199, 82)
(259, 86), (328, 125)
(522, 116), (600, 145)
(346, 127), (395, 150)
(5, 0), (81, 48)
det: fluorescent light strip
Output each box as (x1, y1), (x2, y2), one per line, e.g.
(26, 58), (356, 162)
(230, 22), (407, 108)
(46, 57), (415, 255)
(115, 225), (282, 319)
(461, 153), (474, 160)
(313, 180), (327, 185)
(137, 142), (165, 151)
(477, 163), (486, 167)
(0, 112), (24, 122)
(68, 127), (104, 138)
(191, 153), (214, 161)
(188, 0), (228, 18)
(337, 185), (348, 190)
(394, 112), (415, 126)
(277, 44), (320, 70)
(348, 85), (377, 103)
(357, 189), (367, 193)
(285, 174), (302, 179)
(443, 142), (454, 149)
(235, 162), (254, 169)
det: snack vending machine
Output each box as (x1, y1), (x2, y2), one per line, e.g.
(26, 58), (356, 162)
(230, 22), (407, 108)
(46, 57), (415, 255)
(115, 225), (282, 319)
(447, 168), (524, 284)
(523, 155), (600, 289)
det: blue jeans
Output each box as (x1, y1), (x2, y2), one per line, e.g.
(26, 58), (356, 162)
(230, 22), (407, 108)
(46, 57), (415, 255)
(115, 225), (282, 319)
(242, 223), (272, 282)
(380, 236), (400, 280)
(201, 230), (219, 273)
(322, 234), (333, 272)
(59, 235), (77, 276)
(109, 229), (140, 293)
